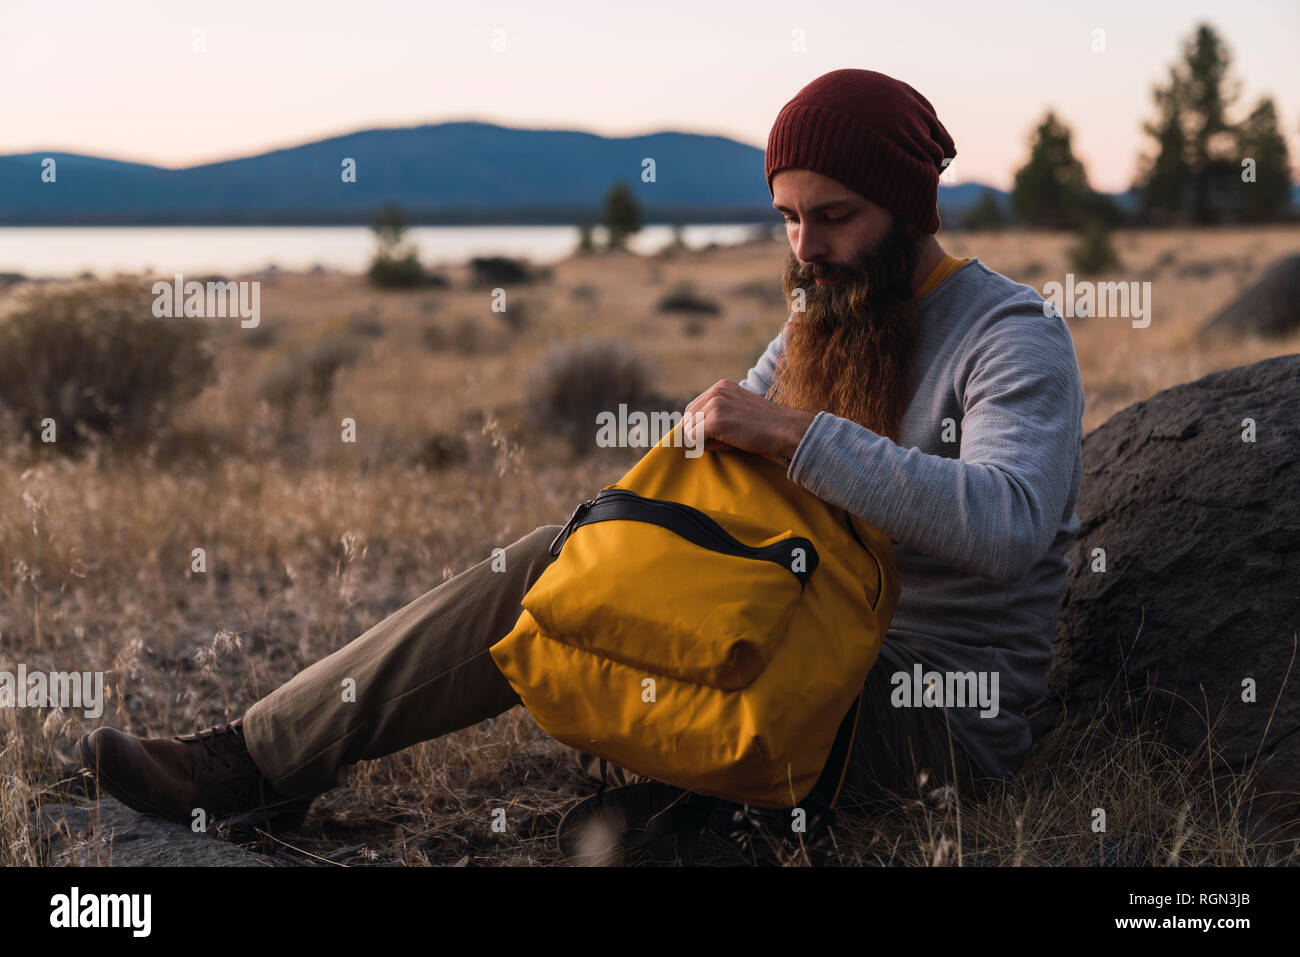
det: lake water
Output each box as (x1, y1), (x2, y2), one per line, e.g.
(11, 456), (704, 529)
(0, 223), (777, 279)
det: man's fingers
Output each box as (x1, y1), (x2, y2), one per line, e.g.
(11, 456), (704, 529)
(684, 389), (712, 418)
(685, 407), (736, 453)
(685, 406), (720, 449)
(686, 379), (733, 415)
(682, 408), (701, 445)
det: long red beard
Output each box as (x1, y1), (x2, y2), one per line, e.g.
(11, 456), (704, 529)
(766, 218), (922, 442)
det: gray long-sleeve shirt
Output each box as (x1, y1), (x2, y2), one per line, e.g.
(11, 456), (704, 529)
(739, 257), (1085, 780)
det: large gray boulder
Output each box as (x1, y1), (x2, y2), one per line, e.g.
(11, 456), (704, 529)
(1027, 353), (1300, 822)
(1201, 254), (1300, 339)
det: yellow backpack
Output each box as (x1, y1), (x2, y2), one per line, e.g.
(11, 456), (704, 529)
(489, 425), (900, 810)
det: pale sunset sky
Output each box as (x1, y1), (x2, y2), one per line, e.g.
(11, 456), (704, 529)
(4, 0), (1297, 194)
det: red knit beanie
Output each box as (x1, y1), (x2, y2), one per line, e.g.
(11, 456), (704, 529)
(765, 69), (956, 235)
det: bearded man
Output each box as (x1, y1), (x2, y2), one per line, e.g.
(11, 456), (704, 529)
(78, 69), (1084, 837)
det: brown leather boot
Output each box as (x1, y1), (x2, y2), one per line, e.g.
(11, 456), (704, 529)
(78, 718), (316, 834)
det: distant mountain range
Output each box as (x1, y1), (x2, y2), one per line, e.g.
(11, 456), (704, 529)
(0, 120), (1290, 226)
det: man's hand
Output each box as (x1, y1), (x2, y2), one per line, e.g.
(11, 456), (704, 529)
(682, 380), (817, 460)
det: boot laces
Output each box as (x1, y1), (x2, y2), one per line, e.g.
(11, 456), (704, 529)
(187, 721), (251, 772)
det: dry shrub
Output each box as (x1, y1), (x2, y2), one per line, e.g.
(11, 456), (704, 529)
(367, 249), (426, 288)
(494, 299), (533, 334)
(469, 256), (534, 287)
(345, 309), (386, 338)
(422, 318), (490, 356)
(255, 327), (364, 417)
(656, 280), (721, 315)
(1069, 220), (1122, 275)
(523, 337), (657, 452)
(730, 279), (786, 308)
(411, 431), (470, 470)
(0, 279), (214, 452)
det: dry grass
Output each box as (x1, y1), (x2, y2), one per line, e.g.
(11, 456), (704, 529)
(2, 226), (1299, 866)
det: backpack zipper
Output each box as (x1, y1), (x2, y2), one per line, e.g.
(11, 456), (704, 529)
(549, 499), (596, 556)
(550, 488), (819, 586)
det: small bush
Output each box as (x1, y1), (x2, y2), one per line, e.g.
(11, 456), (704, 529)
(346, 309), (386, 338)
(1175, 259), (1219, 278)
(0, 279), (215, 451)
(494, 300), (533, 333)
(256, 330), (363, 417)
(451, 319), (484, 355)
(656, 280), (720, 315)
(367, 249), (426, 288)
(730, 280), (785, 307)
(469, 256), (533, 287)
(240, 325), (279, 348)
(1069, 220), (1121, 275)
(421, 322), (448, 352)
(523, 338), (657, 452)
(423, 318), (487, 355)
(411, 431), (470, 470)
(420, 322), (451, 353)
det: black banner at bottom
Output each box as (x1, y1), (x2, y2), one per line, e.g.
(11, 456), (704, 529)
(0, 864), (1284, 943)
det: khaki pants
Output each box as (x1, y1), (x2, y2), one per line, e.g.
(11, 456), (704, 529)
(243, 524), (991, 810)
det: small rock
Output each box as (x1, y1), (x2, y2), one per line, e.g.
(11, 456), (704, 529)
(34, 798), (278, 867)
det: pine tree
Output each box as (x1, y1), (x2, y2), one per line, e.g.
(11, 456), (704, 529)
(1134, 22), (1252, 224)
(1236, 97), (1293, 222)
(602, 181), (643, 252)
(370, 202), (408, 250)
(367, 203), (424, 287)
(1135, 68), (1191, 225)
(1011, 111), (1093, 229)
(1181, 24), (1241, 223)
(963, 189), (1007, 231)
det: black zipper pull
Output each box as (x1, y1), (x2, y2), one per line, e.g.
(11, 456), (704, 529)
(549, 499), (595, 556)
